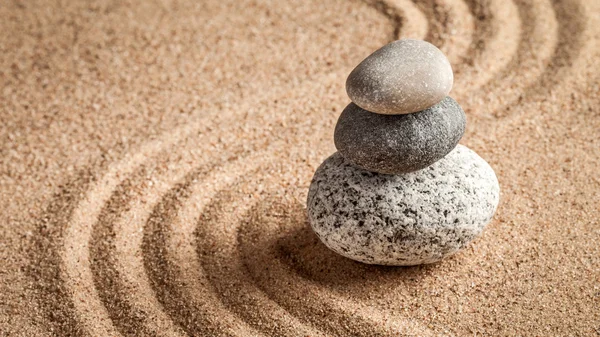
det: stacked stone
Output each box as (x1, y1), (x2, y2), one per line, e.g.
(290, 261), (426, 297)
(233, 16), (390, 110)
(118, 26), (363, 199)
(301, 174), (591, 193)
(307, 39), (500, 266)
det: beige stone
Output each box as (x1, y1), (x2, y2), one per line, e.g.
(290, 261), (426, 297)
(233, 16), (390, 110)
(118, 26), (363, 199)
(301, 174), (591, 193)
(346, 39), (453, 115)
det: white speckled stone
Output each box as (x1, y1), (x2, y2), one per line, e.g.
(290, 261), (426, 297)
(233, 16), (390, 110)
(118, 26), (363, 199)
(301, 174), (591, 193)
(307, 145), (500, 266)
(346, 39), (453, 115)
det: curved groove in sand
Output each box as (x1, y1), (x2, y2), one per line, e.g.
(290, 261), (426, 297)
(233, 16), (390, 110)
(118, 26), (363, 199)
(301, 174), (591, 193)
(88, 169), (187, 337)
(59, 130), (196, 336)
(496, 0), (588, 121)
(438, 0), (476, 65)
(56, 100), (274, 335)
(144, 147), (325, 336)
(365, 0), (429, 40)
(29, 171), (97, 336)
(470, 0), (559, 118)
(389, 0), (429, 39)
(409, 0), (475, 64)
(88, 144), (248, 337)
(143, 170), (265, 336)
(48, 60), (336, 334)
(45, 70), (333, 335)
(451, 0), (522, 100)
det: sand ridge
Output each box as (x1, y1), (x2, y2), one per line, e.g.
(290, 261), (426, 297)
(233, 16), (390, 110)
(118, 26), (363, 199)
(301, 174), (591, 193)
(1, 0), (599, 336)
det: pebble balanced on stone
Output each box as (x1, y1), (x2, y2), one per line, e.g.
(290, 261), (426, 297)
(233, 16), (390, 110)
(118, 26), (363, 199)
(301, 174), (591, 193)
(307, 39), (500, 266)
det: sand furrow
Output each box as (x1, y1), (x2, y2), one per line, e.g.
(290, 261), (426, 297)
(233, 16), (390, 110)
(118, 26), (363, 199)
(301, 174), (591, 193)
(409, 0), (474, 65)
(90, 167), (183, 336)
(496, 0), (589, 121)
(53, 118), (214, 336)
(437, 0), (475, 66)
(89, 162), (209, 336)
(29, 55), (338, 335)
(138, 72), (345, 336)
(451, 0), (521, 101)
(86, 110), (264, 336)
(362, 0), (428, 41)
(469, 0), (559, 120)
(143, 169), (265, 336)
(388, 0), (429, 39)
(155, 152), (324, 336)
(28, 170), (97, 337)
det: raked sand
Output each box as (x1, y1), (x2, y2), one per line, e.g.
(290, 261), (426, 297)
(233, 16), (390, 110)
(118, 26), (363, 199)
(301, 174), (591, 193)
(1, 0), (599, 336)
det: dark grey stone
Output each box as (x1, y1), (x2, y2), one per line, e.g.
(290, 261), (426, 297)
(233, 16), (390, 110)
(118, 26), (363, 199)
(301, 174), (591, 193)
(334, 96), (466, 174)
(307, 145), (500, 266)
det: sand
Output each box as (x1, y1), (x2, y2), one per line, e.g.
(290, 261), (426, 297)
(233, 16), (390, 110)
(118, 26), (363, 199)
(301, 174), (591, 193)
(1, 0), (599, 336)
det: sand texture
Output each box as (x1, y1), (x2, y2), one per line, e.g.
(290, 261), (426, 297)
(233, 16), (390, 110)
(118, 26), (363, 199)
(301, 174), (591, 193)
(1, 0), (599, 336)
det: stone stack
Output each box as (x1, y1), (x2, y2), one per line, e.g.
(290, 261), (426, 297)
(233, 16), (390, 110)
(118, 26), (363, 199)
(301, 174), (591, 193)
(307, 39), (500, 266)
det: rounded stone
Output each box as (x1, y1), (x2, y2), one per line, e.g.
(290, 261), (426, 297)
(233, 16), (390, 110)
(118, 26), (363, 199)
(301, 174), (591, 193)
(307, 145), (500, 266)
(346, 39), (453, 115)
(334, 96), (466, 174)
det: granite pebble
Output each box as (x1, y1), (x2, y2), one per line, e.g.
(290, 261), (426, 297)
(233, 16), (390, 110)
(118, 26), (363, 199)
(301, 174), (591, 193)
(307, 145), (500, 266)
(334, 96), (466, 174)
(346, 39), (453, 115)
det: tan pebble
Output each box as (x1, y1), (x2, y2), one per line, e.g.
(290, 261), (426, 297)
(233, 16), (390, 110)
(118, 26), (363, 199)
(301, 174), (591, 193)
(346, 39), (453, 114)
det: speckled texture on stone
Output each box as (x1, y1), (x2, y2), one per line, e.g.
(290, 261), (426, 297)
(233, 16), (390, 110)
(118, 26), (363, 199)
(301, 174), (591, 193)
(334, 96), (466, 174)
(346, 39), (453, 115)
(307, 145), (500, 266)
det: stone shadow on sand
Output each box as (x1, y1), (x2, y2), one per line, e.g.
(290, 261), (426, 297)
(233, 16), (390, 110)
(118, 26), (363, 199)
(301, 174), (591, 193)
(247, 200), (445, 291)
